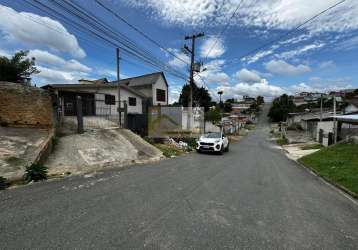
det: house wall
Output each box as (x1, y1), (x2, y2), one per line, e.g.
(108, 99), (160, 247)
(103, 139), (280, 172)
(152, 76), (168, 106)
(58, 87), (143, 114)
(316, 121), (334, 141)
(345, 104), (358, 114)
(0, 82), (53, 128)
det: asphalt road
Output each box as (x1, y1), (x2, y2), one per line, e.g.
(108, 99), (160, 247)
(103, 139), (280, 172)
(1, 105), (358, 249)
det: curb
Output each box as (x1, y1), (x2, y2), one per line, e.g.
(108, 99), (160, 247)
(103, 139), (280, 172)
(281, 146), (358, 204)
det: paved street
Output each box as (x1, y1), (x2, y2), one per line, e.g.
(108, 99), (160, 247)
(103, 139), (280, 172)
(1, 106), (358, 249)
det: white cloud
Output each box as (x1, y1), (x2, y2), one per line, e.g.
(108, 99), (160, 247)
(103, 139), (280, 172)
(318, 60), (336, 70)
(28, 49), (91, 72)
(196, 59), (230, 85)
(122, 0), (358, 33)
(234, 68), (261, 83)
(265, 59), (311, 76)
(167, 48), (190, 69)
(0, 49), (11, 58)
(242, 50), (273, 64)
(335, 35), (358, 51)
(216, 79), (286, 100)
(35, 66), (79, 83)
(0, 5), (85, 58)
(276, 43), (325, 60)
(200, 36), (225, 59)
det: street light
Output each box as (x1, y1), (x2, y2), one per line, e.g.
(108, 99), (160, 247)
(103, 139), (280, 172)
(218, 90), (223, 105)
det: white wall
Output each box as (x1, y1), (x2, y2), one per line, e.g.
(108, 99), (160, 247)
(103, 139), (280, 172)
(60, 87), (142, 114)
(316, 121), (334, 141)
(152, 75), (168, 105)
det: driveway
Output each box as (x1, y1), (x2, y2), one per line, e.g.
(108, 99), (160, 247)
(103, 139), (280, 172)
(1, 105), (358, 249)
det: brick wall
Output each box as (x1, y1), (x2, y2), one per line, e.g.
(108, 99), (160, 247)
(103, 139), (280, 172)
(0, 82), (54, 128)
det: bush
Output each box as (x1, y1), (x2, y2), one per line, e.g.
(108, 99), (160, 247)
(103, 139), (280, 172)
(287, 123), (303, 131)
(0, 176), (9, 190)
(23, 163), (48, 183)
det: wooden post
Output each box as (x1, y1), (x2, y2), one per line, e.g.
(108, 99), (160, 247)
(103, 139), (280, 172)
(123, 100), (128, 129)
(76, 96), (84, 134)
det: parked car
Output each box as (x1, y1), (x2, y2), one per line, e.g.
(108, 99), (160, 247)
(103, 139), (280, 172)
(196, 131), (229, 154)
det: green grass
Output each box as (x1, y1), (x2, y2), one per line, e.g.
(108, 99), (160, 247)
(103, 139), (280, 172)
(154, 144), (184, 158)
(276, 138), (289, 145)
(300, 144), (324, 150)
(299, 143), (358, 196)
(244, 124), (256, 130)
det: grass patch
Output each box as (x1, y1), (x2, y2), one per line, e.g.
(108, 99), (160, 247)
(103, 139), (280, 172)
(5, 156), (25, 166)
(245, 124), (256, 130)
(154, 144), (184, 158)
(23, 163), (48, 183)
(299, 143), (358, 196)
(276, 138), (289, 145)
(300, 144), (324, 150)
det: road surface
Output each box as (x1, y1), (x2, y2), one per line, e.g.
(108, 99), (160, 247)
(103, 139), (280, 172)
(1, 105), (357, 249)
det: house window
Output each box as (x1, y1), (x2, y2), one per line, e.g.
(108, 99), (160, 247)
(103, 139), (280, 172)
(128, 97), (136, 106)
(156, 89), (166, 102)
(105, 94), (115, 105)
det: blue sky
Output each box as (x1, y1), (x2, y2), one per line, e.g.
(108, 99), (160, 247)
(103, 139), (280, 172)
(1, 0), (358, 102)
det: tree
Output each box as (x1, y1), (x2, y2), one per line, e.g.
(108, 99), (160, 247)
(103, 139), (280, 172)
(223, 101), (232, 113)
(205, 108), (221, 123)
(256, 96), (264, 105)
(0, 50), (39, 82)
(268, 94), (296, 122)
(178, 83), (212, 111)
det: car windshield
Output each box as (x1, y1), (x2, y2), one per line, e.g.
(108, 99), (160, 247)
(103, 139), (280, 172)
(204, 132), (221, 138)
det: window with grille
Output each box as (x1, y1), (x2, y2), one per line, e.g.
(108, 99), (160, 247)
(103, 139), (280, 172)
(156, 89), (166, 102)
(128, 97), (137, 106)
(105, 94), (115, 105)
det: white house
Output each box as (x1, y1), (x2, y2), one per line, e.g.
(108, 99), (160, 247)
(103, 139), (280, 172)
(43, 72), (169, 117)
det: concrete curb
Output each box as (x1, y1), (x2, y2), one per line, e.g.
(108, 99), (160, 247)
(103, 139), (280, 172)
(280, 145), (358, 204)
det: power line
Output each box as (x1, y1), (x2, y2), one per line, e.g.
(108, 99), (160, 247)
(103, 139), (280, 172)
(21, 0), (188, 80)
(225, 0), (347, 68)
(95, 0), (190, 66)
(204, 0), (244, 61)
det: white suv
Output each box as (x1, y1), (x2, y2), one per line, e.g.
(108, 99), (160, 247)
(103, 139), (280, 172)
(196, 131), (229, 154)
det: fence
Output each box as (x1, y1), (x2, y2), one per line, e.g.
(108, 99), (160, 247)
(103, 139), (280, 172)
(57, 96), (127, 132)
(148, 106), (204, 138)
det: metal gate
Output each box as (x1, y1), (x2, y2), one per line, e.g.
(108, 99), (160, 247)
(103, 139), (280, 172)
(127, 114), (147, 136)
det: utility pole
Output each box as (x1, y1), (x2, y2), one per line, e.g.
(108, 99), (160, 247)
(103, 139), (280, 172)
(184, 33), (204, 108)
(320, 93), (323, 122)
(183, 32), (204, 130)
(116, 48), (121, 127)
(333, 94), (337, 144)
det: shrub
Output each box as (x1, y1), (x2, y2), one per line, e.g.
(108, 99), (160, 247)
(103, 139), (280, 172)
(0, 176), (9, 190)
(23, 163), (48, 183)
(287, 123), (303, 131)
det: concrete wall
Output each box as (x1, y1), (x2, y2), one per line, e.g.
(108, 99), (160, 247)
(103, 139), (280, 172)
(57, 87), (143, 114)
(316, 121), (334, 141)
(0, 82), (53, 128)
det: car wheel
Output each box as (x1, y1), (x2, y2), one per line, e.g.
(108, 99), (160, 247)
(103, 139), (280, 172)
(224, 143), (229, 152)
(219, 146), (224, 155)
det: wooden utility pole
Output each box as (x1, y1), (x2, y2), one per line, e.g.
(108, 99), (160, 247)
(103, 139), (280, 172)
(184, 33), (204, 108)
(184, 33), (204, 130)
(320, 94), (323, 122)
(333, 94), (337, 144)
(116, 48), (121, 127)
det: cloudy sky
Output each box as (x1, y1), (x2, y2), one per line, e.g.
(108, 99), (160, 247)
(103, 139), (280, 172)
(1, 0), (358, 102)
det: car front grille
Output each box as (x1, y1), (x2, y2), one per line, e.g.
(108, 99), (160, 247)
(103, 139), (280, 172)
(200, 142), (214, 146)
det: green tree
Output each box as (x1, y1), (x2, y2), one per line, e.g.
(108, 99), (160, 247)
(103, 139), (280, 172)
(0, 50), (39, 82)
(205, 108), (221, 123)
(256, 96), (264, 105)
(223, 101), (232, 113)
(268, 94), (296, 122)
(178, 83), (212, 111)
